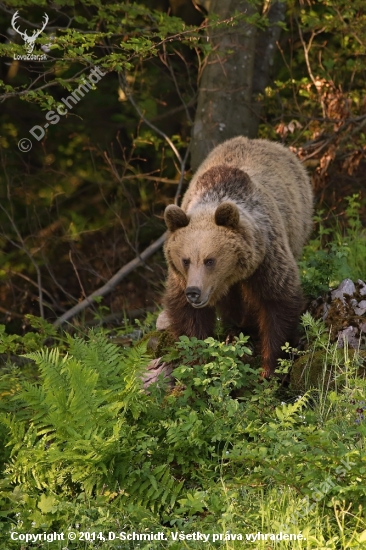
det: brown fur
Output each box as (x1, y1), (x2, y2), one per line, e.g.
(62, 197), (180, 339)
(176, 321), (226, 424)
(159, 136), (313, 377)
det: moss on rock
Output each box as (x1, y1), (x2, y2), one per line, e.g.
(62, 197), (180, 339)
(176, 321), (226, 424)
(140, 330), (176, 359)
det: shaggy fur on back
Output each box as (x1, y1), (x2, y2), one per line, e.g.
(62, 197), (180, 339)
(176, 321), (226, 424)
(159, 136), (313, 377)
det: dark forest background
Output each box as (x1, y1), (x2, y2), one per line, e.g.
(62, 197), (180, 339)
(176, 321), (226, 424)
(0, 0), (365, 331)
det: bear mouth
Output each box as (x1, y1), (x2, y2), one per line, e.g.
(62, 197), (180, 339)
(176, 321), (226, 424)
(190, 299), (209, 309)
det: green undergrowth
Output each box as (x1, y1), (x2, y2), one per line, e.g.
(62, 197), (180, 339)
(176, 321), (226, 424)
(0, 318), (365, 549)
(300, 194), (366, 297)
(290, 313), (366, 393)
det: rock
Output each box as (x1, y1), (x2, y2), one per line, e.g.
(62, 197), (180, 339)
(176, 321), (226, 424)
(331, 278), (356, 302)
(337, 326), (360, 349)
(142, 358), (174, 390)
(137, 329), (177, 391)
(156, 310), (170, 330)
(354, 300), (366, 316)
(357, 279), (366, 296)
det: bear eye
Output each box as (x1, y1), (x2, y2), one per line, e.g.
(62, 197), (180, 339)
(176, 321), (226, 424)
(182, 259), (190, 267)
(204, 258), (215, 267)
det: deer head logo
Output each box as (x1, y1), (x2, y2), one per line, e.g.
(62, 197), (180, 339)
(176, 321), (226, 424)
(11, 11), (49, 54)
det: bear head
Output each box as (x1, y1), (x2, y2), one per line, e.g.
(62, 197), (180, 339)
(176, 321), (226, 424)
(164, 201), (265, 307)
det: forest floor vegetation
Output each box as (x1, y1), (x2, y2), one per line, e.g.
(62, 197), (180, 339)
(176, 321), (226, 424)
(0, 202), (366, 549)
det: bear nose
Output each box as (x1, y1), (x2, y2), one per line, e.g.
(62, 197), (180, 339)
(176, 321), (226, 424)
(185, 286), (201, 304)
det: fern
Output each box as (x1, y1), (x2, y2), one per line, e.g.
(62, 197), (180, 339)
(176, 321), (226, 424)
(0, 330), (186, 511)
(1, 332), (152, 495)
(120, 462), (184, 513)
(275, 392), (311, 425)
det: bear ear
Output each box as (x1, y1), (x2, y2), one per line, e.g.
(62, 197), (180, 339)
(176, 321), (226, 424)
(215, 202), (240, 229)
(164, 205), (189, 232)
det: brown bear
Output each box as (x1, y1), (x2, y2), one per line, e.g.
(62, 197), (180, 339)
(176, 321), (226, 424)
(158, 136), (313, 377)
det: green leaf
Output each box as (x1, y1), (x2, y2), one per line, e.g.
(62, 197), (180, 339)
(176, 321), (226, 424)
(37, 494), (56, 514)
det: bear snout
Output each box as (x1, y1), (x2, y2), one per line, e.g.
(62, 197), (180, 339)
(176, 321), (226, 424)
(185, 286), (201, 304)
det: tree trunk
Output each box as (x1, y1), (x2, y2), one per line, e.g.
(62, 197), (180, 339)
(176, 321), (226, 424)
(251, 1), (286, 125)
(191, 0), (257, 170)
(191, 0), (286, 170)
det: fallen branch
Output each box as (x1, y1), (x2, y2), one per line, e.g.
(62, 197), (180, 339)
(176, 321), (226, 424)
(53, 232), (167, 327)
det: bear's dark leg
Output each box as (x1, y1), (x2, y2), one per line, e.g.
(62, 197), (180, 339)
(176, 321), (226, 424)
(217, 283), (244, 327)
(217, 283), (258, 340)
(256, 292), (303, 377)
(164, 273), (216, 340)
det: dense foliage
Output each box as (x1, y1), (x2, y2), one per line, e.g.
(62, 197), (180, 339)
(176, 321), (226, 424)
(0, 321), (366, 548)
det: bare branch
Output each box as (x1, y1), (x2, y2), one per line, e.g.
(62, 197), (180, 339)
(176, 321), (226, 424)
(121, 173), (184, 184)
(300, 114), (366, 161)
(69, 250), (87, 299)
(118, 72), (183, 166)
(174, 143), (191, 205)
(7, 269), (65, 311)
(296, 18), (326, 117)
(43, 261), (78, 303)
(118, 71), (190, 205)
(160, 43), (194, 124)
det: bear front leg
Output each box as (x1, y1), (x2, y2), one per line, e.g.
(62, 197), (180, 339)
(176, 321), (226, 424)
(257, 293), (303, 377)
(164, 272), (216, 340)
(217, 282), (259, 341)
